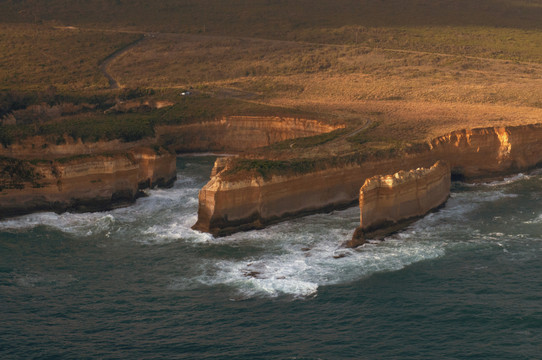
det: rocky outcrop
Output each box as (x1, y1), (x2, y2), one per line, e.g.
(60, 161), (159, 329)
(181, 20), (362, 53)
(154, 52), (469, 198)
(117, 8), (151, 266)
(156, 116), (343, 153)
(192, 163), (364, 236)
(0, 148), (176, 219)
(347, 161), (450, 247)
(194, 124), (542, 236)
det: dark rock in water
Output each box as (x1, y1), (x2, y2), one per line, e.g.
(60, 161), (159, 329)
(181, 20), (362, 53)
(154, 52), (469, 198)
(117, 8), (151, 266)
(345, 227), (366, 248)
(242, 270), (262, 278)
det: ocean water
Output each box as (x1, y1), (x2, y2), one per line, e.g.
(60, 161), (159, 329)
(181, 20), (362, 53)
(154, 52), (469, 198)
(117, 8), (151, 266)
(1, 157), (542, 359)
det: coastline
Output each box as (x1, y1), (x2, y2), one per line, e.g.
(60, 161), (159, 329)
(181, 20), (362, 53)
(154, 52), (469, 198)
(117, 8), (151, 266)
(3, 122), (542, 238)
(194, 123), (542, 236)
(0, 148), (177, 220)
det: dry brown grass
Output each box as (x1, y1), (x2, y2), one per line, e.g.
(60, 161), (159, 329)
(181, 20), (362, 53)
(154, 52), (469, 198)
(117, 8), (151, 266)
(0, 24), (141, 91)
(110, 33), (542, 104)
(2, 8), (542, 163)
(108, 32), (542, 156)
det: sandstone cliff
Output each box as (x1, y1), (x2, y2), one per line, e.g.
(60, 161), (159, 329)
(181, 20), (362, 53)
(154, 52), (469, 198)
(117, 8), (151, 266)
(194, 124), (542, 236)
(430, 125), (542, 178)
(0, 116), (341, 159)
(348, 161), (450, 247)
(156, 116), (343, 153)
(0, 115), (336, 218)
(0, 148), (176, 219)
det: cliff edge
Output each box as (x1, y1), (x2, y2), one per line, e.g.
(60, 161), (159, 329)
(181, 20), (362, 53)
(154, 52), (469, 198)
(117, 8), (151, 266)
(0, 148), (177, 219)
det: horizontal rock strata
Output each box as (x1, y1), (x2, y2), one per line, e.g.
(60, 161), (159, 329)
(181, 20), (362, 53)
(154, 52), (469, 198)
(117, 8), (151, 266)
(1, 116), (340, 158)
(156, 116), (343, 153)
(347, 161), (451, 248)
(0, 115), (336, 218)
(194, 124), (542, 236)
(0, 148), (176, 219)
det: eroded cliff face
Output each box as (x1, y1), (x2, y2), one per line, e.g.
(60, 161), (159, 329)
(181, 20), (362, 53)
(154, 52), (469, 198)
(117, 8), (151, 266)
(193, 164), (364, 236)
(130, 148), (177, 189)
(0, 115), (335, 218)
(194, 124), (542, 236)
(430, 125), (542, 178)
(156, 116), (343, 152)
(0, 148), (177, 219)
(348, 161), (450, 247)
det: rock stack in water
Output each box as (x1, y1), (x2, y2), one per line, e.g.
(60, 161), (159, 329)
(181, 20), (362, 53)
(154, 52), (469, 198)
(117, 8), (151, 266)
(348, 161), (451, 247)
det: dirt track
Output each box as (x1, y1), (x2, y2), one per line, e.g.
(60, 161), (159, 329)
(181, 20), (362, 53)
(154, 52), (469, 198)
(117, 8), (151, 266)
(99, 35), (146, 89)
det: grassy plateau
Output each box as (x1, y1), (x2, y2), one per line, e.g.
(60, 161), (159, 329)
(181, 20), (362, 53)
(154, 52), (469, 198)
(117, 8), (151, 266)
(1, 0), (542, 177)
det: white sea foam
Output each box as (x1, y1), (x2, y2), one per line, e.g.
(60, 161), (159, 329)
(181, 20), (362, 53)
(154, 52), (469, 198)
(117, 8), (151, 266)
(462, 168), (542, 189)
(523, 213), (542, 224)
(480, 173), (528, 187)
(0, 170), (204, 242)
(167, 205), (448, 299)
(0, 211), (118, 236)
(5, 158), (538, 299)
(461, 173), (529, 188)
(190, 232), (446, 298)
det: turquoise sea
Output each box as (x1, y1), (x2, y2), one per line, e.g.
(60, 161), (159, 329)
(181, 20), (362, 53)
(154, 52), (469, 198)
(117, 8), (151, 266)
(1, 157), (541, 359)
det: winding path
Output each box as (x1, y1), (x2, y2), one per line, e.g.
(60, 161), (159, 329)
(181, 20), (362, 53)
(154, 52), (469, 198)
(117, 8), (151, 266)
(57, 26), (541, 85)
(99, 35), (147, 89)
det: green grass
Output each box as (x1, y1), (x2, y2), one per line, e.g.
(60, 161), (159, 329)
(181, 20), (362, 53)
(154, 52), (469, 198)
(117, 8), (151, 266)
(0, 112), (155, 146)
(222, 150), (392, 180)
(0, 91), (329, 146)
(155, 94), (329, 125)
(223, 158), (319, 180)
(223, 136), (437, 179)
(0, 157), (44, 190)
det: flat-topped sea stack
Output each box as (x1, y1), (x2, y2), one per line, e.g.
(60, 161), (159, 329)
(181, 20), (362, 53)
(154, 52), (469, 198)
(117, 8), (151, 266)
(347, 161), (451, 248)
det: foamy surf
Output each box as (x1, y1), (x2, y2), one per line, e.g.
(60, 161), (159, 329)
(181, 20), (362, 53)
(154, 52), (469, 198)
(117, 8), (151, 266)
(182, 233), (447, 299)
(165, 205), (449, 299)
(0, 169), (205, 241)
(3, 156), (541, 299)
(461, 168), (542, 189)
